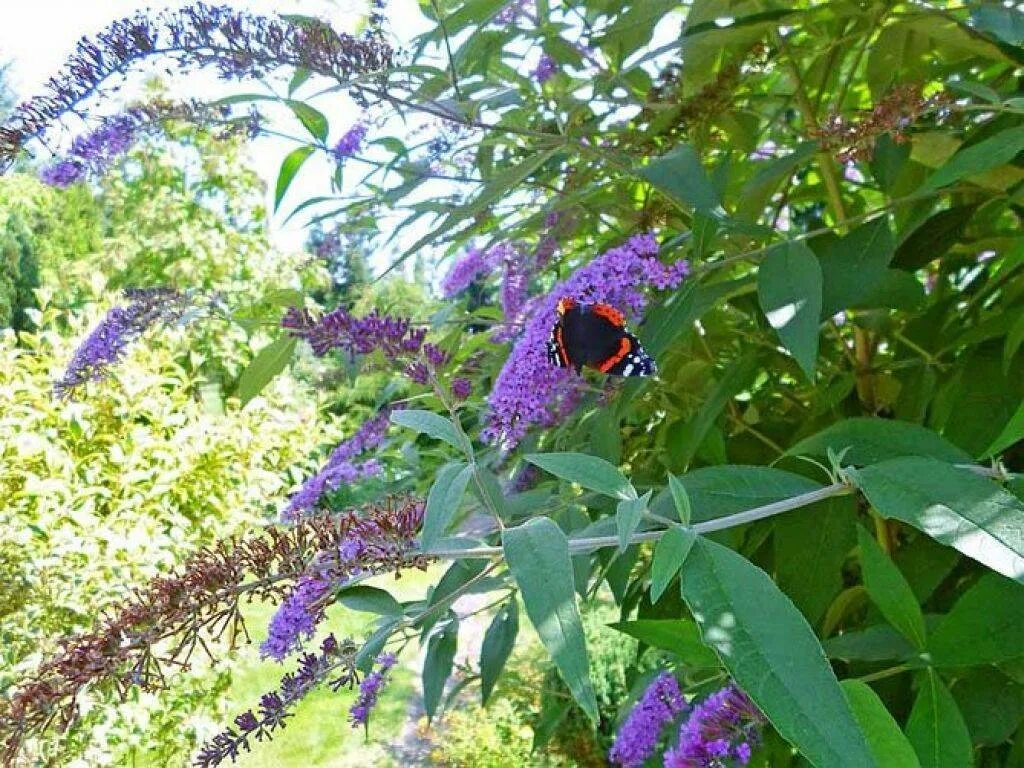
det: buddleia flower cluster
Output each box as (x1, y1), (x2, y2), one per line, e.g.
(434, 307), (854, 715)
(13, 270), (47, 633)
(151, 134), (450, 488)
(349, 652), (398, 727)
(53, 287), (191, 399)
(482, 233), (689, 446)
(282, 407), (395, 522)
(0, 3), (393, 167)
(664, 684), (766, 767)
(282, 305), (451, 387)
(196, 634), (360, 767)
(609, 672), (688, 767)
(0, 499), (429, 762)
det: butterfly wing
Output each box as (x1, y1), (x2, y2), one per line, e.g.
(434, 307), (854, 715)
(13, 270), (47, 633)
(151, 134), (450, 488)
(599, 332), (657, 377)
(547, 319), (572, 369)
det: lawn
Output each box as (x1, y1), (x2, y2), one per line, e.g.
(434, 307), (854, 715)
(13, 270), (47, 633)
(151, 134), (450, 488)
(214, 567), (441, 768)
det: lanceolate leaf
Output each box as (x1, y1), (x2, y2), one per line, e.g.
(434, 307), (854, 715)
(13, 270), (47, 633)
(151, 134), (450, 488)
(616, 491), (650, 552)
(637, 144), (723, 215)
(679, 537), (875, 767)
(921, 125), (1024, 191)
(668, 474), (692, 524)
(525, 452), (635, 500)
(390, 409), (472, 454)
(503, 518), (598, 722)
(235, 336), (297, 405)
(336, 585), (402, 616)
(758, 242), (823, 379)
(841, 680), (921, 768)
(788, 419), (972, 467)
(928, 573), (1024, 667)
(905, 670), (973, 768)
(274, 145), (315, 211)
(652, 465), (821, 522)
(608, 618), (719, 668)
(421, 462), (474, 550)
(848, 457), (1024, 583)
(650, 526), (695, 602)
(857, 525), (927, 649)
(480, 598), (519, 704)
(423, 617), (458, 720)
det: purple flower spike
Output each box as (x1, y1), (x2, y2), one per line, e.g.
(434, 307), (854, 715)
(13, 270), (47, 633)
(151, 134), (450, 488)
(663, 683), (765, 768)
(282, 409), (393, 521)
(534, 54), (557, 84)
(54, 287), (189, 399)
(349, 652), (398, 727)
(260, 576), (332, 662)
(441, 246), (498, 298)
(610, 672), (688, 768)
(40, 160), (85, 188)
(333, 121), (368, 159)
(482, 233), (688, 446)
(40, 115), (137, 186)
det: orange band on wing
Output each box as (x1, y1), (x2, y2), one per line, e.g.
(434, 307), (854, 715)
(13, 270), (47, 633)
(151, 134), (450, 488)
(597, 337), (631, 373)
(591, 303), (626, 328)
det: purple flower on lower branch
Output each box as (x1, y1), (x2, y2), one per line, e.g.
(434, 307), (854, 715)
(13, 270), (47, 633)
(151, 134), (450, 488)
(610, 672), (687, 768)
(349, 652), (398, 726)
(482, 233), (688, 446)
(261, 575), (331, 661)
(54, 287), (189, 399)
(196, 634), (358, 766)
(663, 684), (765, 767)
(282, 409), (393, 521)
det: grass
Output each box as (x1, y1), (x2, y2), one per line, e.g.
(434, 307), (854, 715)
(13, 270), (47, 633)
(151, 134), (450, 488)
(210, 567), (440, 768)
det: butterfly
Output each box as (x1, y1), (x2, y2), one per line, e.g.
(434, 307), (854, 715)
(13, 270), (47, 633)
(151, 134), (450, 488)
(546, 297), (657, 377)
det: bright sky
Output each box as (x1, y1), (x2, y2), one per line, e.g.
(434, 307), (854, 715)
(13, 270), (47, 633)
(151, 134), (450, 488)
(0, 0), (432, 254)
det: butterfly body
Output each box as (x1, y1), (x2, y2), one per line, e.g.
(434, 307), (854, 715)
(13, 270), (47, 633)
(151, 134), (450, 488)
(546, 297), (656, 377)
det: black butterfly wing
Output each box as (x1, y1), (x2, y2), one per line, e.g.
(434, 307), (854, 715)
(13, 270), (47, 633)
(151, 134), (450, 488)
(601, 332), (657, 377)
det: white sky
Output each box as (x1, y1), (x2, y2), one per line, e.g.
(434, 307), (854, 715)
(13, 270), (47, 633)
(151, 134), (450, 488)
(0, 0), (432, 254)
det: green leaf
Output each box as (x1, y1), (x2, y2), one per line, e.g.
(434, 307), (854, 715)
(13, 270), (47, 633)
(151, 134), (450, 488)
(652, 465), (821, 523)
(870, 134), (911, 192)
(848, 457), (1024, 583)
(235, 336), (296, 405)
(758, 242), (822, 379)
(669, 352), (760, 470)
(893, 205), (978, 271)
(642, 276), (753, 357)
(274, 145), (315, 212)
(423, 617), (458, 720)
(951, 667), (1024, 747)
(503, 518), (598, 722)
(286, 100), (328, 143)
(775, 496), (857, 626)
(607, 618), (719, 668)
(616, 491), (651, 552)
(422, 462), (474, 550)
(815, 219), (897, 316)
(738, 142), (818, 221)
(668, 474), (692, 524)
(650, 527), (696, 603)
(637, 144), (723, 215)
(841, 680), (922, 768)
(971, 5), (1024, 47)
(679, 537), (875, 767)
(983, 399), (1024, 458)
(906, 670), (973, 768)
(390, 409), (472, 455)
(921, 125), (1024, 192)
(788, 418), (972, 467)
(824, 624), (917, 663)
(857, 525), (927, 649)
(1004, 313), (1024, 373)
(928, 572), (1024, 666)
(479, 598), (518, 704)
(525, 452), (635, 500)
(336, 585), (402, 615)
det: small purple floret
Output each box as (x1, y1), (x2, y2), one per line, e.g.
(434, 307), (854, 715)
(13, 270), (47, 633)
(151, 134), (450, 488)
(349, 652), (398, 726)
(609, 672), (687, 768)
(534, 54), (557, 84)
(662, 683), (765, 767)
(333, 121), (368, 159)
(260, 576), (331, 661)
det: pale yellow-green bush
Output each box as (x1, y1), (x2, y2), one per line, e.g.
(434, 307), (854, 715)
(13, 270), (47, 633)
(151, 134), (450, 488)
(0, 293), (347, 766)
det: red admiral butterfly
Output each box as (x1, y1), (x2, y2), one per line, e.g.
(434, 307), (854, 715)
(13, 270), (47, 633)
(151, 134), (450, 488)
(546, 297), (656, 377)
